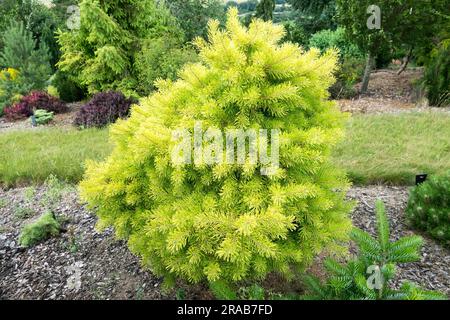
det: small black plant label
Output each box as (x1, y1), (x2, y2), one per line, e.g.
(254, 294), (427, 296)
(416, 174), (428, 185)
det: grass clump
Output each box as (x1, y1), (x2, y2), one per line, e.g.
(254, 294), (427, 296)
(1, 112), (448, 187)
(332, 112), (450, 185)
(0, 127), (111, 187)
(18, 211), (61, 247)
(14, 206), (35, 220)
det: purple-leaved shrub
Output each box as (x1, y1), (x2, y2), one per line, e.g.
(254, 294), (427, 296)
(74, 91), (136, 128)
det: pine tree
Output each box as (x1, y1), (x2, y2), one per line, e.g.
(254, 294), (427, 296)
(0, 21), (51, 91)
(255, 0), (275, 22)
(407, 172), (450, 246)
(303, 200), (446, 300)
(80, 9), (352, 286)
(57, 0), (183, 96)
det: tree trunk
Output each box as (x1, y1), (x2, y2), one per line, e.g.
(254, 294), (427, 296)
(361, 52), (375, 94)
(397, 47), (413, 75)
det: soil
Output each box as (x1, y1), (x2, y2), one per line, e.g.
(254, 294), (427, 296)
(339, 68), (450, 114)
(1, 68), (449, 134)
(1, 185), (449, 300)
(0, 185), (168, 300)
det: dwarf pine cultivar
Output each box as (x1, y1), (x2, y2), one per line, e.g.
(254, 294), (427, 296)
(406, 172), (450, 247)
(80, 9), (353, 285)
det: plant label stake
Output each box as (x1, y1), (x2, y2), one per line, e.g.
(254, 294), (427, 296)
(31, 115), (37, 127)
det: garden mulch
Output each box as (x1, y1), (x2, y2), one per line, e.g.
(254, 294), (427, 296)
(0, 185), (168, 300)
(347, 186), (450, 295)
(1, 185), (449, 300)
(339, 68), (450, 114)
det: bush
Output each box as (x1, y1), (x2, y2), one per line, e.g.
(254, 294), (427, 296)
(80, 9), (353, 286)
(0, 68), (19, 81)
(309, 27), (362, 60)
(46, 85), (60, 99)
(330, 56), (366, 99)
(309, 28), (364, 99)
(18, 211), (61, 247)
(0, 68), (28, 116)
(74, 91), (135, 128)
(3, 103), (29, 121)
(33, 109), (54, 126)
(4, 91), (67, 121)
(406, 172), (450, 247)
(303, 200), (446, 300)
(282, 21), (308, 47)
(135, 38), (198, 95)
(50, 71), (86, 103)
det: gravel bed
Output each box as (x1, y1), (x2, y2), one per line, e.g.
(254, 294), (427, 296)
(1, 185), (449, 299)
(0, 103), (82, 134)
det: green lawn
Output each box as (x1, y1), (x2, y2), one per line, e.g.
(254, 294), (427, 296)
(332, 112), (450, 185)
(0, 112), (449, 187)
(0, 127), (112, 187)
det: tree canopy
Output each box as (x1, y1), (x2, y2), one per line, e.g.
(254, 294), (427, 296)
(57, 0), (183, 96)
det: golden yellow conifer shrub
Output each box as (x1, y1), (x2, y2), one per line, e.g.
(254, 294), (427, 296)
(80, 9), (353, 286)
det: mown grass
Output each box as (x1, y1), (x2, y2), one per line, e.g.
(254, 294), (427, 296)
(332, 112), (450, 185)
(0, 112), (449, 187)
(0, 128), (112, 187)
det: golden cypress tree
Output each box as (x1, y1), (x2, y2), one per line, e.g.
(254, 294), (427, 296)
(80, 9), (353, 285)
